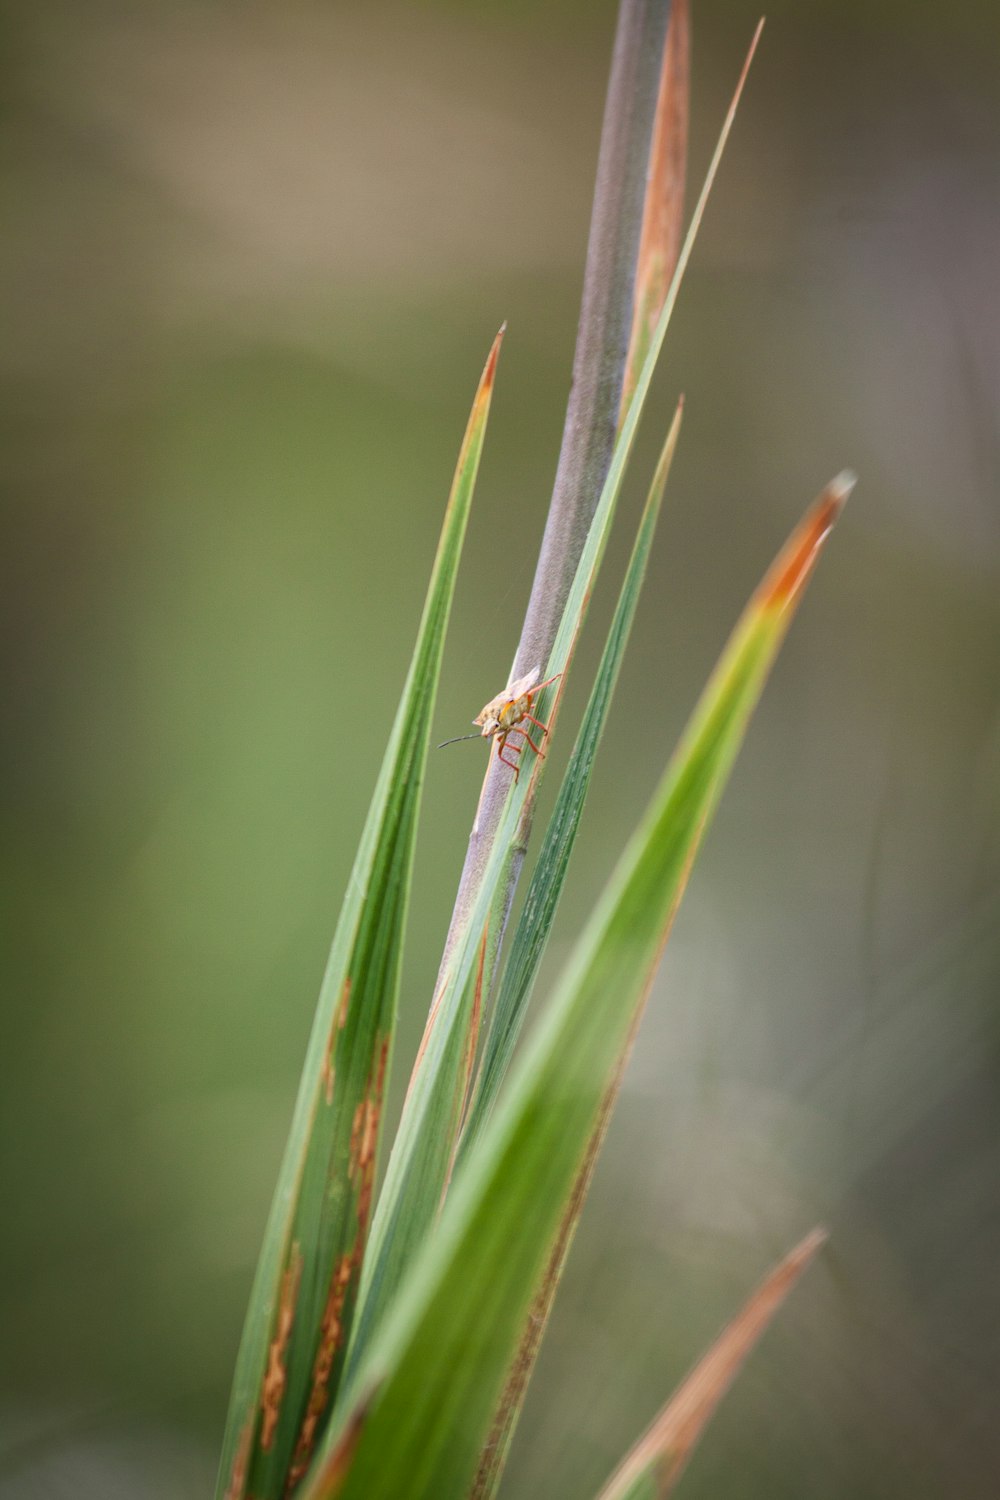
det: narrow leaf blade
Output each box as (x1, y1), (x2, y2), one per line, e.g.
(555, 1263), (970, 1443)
(302, 472), (852, 1500)
(215, 327), (504, 1500)
(349, 29), (762, 1374)
(594, 1229), (828, 1500)
(461, 398), (684, 1159)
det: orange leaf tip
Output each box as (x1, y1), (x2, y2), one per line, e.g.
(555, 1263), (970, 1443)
(766, 470), (855, 611)
(483, 322), (506, 388)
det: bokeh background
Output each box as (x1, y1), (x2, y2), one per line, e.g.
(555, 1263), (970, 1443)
(3, 1), (999, 1495)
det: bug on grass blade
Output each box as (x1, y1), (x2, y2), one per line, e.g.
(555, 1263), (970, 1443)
(438, 668), (561, 782)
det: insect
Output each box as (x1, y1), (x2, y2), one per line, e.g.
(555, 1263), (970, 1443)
(439, 668), (561, 781)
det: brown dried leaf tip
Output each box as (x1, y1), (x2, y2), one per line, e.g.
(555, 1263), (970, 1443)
(763, 471), (855, 614)
(480, 322), (505, 398)
(622, 0), (690, 413)
(596, 1228), (827, 1500)
(260, 1242), (303, 1451)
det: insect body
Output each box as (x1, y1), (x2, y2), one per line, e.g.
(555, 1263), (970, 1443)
(439, 667), (561, 781)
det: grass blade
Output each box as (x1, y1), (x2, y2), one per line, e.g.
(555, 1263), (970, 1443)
(593, 1229), (828, 1500)
(463, 408), (683, 1500)
(347, 29), (762, 1376)
(460, 398), (684, 1160)
(301, 472), (853, 1500)
(621, 0), (690, 420)
(214, 327), (504, 1500)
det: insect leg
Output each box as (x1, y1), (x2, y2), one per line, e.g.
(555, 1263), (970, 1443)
(522, 713), (549, 737)
(495, 735), (521, 780)
(508, 724), (545, 758)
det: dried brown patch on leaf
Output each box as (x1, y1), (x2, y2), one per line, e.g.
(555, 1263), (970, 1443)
(259, 1243), (303, 1452)
(286, 1025), (386, 1494)
(286, 1252), (357, 1492)
(223, 1418), (254, 1500)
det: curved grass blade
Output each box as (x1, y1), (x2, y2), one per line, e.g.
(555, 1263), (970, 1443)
(346, 28), (763, 1379)
(593, 1229), (827, 1500)
(214, 327), (505, 1500)
(301, 473), (853, 1500)
(460, 399), (684, 1162)
(621, 0), (690, 421)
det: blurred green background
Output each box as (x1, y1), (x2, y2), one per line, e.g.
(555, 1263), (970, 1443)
(2, 1), (999, 1495)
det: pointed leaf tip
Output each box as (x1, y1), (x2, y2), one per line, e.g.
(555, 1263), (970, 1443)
(725, 19), (765, 125)
(737, 19), (765, 92)
(621, 0), (690, 418)
(483, 324), (506, 389)
(763, 470), (854, 613)
(791, 1224), (827, 1260)
(595, 1227), (827, 1500)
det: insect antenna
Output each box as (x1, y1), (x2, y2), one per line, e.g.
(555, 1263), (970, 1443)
(437, 733), (482, 749)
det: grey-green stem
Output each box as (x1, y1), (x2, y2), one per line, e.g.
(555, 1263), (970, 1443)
(438, 0), (672, 975)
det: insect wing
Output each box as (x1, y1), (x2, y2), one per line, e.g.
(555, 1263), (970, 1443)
(503, 667), (541, 701)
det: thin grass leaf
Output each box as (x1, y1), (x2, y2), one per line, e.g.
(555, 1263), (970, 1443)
(467, 456), (835, 1500)
(593, 1229), (828, 1500)
(214, 327), (505, 1500)
(467, 1059), (625, 1500)
(464, 405), (683, 1497)
(347, 29), (762, 1377)
(302, 472), (853, 1500)
(460, 398), (684, 1161)
(621, 0), (690, 420)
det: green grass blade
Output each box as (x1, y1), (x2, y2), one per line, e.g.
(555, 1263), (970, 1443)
(301, 473), (853, 1500)
(593, 1230), (827, 1500)
(460, 399), (684, 1161)
(347, 33), (761, 1376)
(214, 327), (505, 1500)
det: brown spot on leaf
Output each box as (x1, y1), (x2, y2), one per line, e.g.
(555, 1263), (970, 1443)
(286, 1251), (357, 1492)
(224, 1419), (253, 1500)
(259, 1242), (303, 1452)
